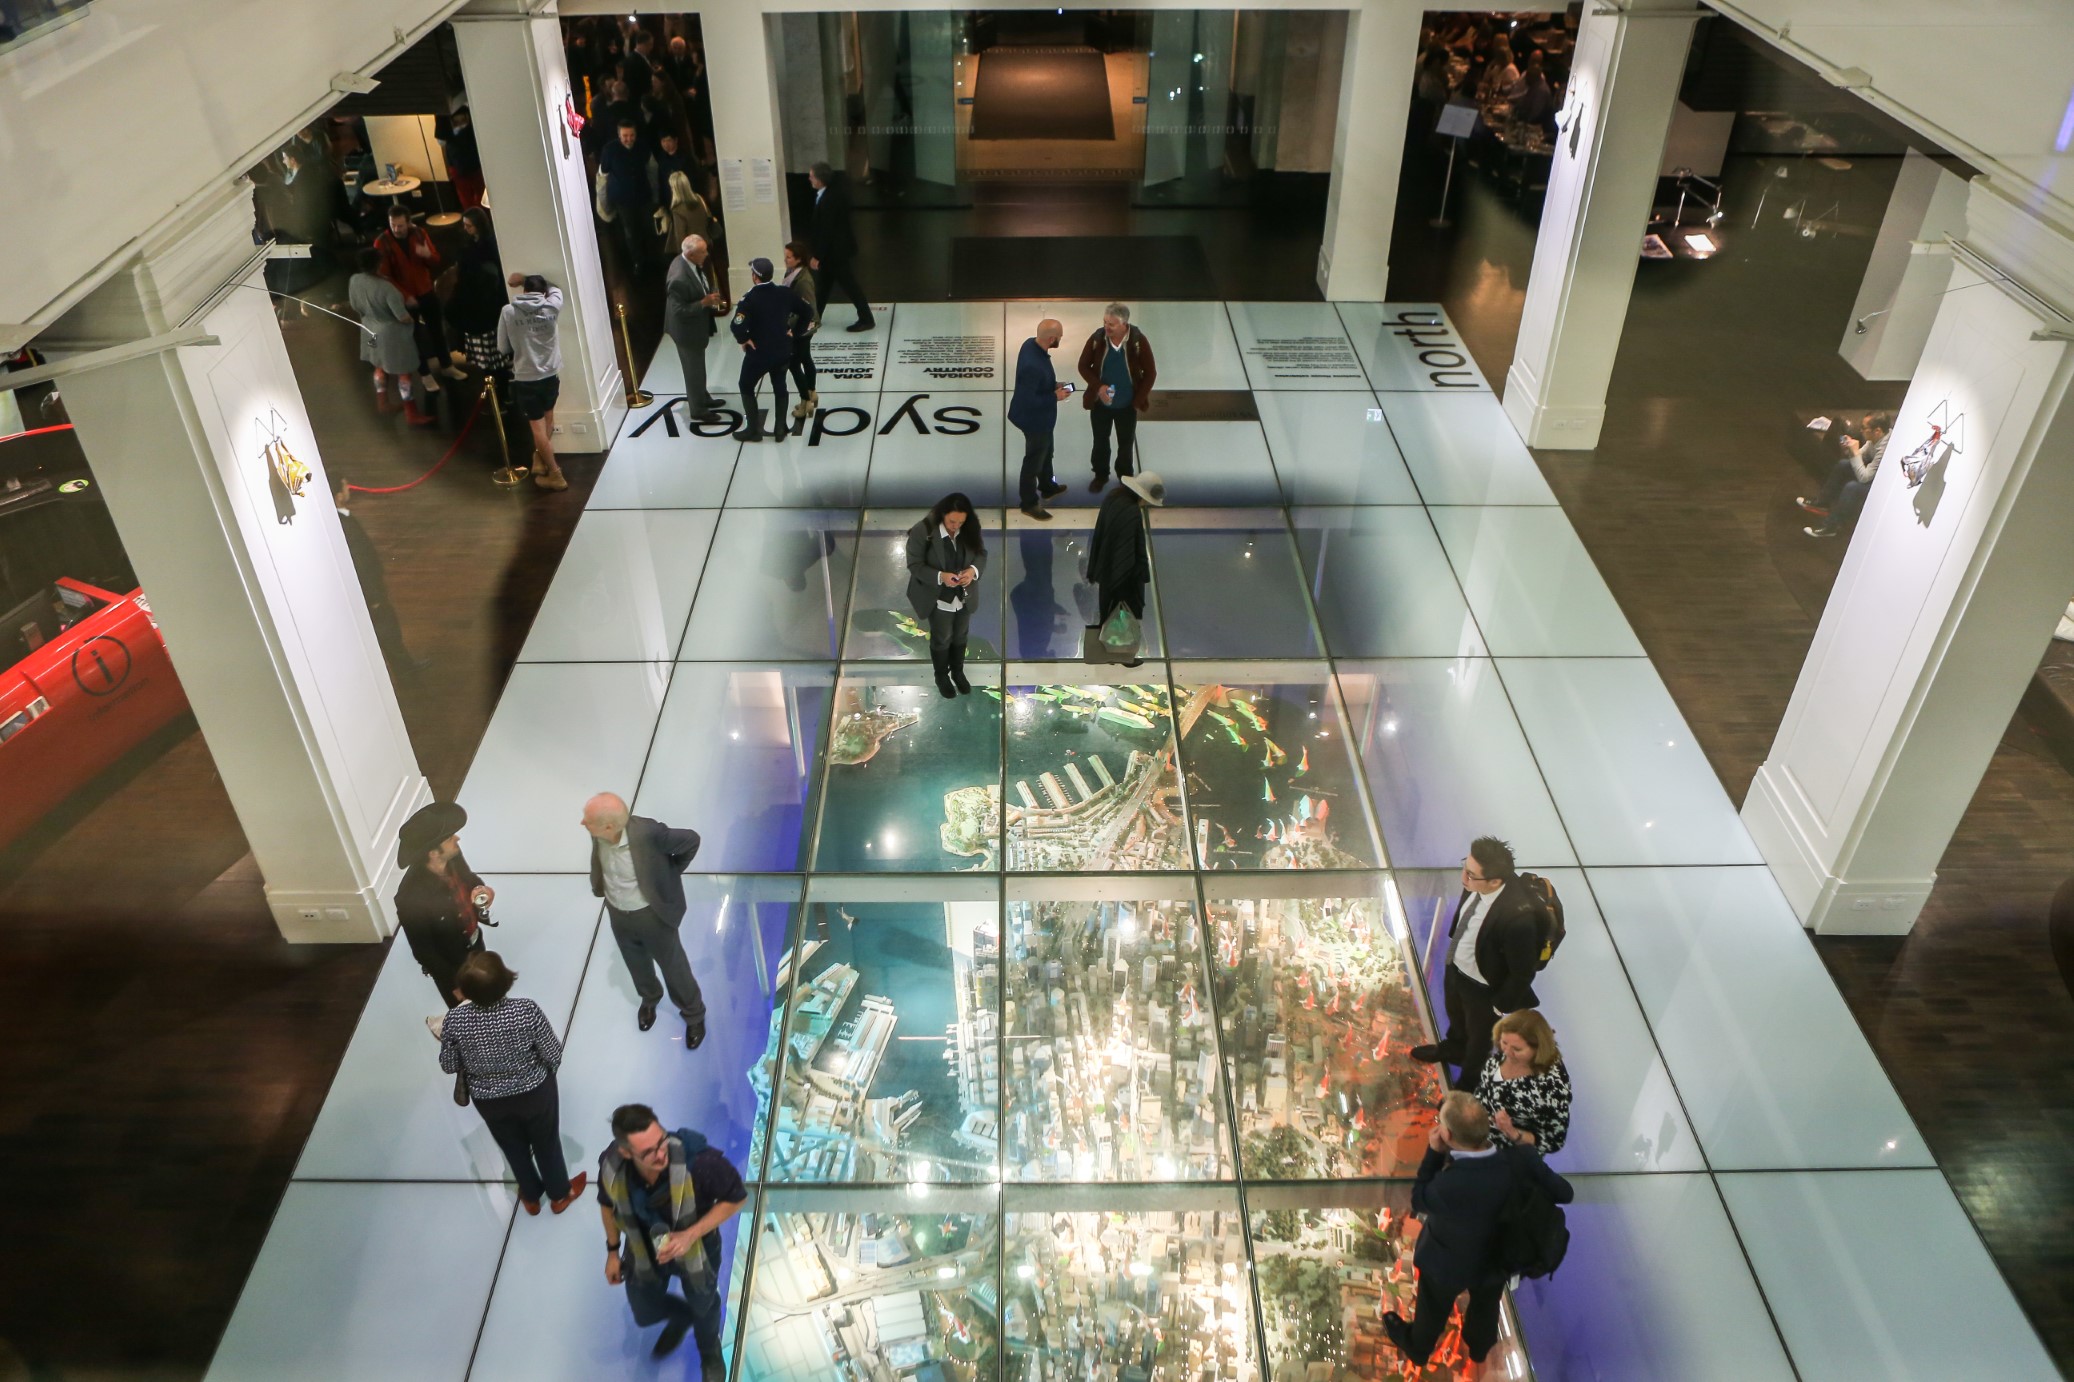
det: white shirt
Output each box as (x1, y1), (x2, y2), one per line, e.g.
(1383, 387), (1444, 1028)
(1451, 882), (1505, 986)
(597, 831), (645, 911)
(935, 524), (965, 613)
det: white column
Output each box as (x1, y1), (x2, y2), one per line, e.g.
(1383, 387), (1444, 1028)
(452, 12), (626, 453)
(44, 183), (429, 943)
(700, 3), (790, 301)
(1744, 189), (2074, 935)
(1501, 4), (1699, 449)
(1317, 0), (1421, 301)
(1839, 149), (1969, 381)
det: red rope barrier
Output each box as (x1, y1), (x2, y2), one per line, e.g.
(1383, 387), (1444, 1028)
(0, 423), (77, 444)
(346, 391), (490, 495)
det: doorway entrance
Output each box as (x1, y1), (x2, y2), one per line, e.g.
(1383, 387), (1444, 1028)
(770, 10), (1344, 300)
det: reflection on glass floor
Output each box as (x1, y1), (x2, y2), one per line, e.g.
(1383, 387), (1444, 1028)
(1004, 1194), (1264, 1379)
(736, 1192), (1000, 1381)
(1004, 673), (1188, 872)
(1250, 1184), (1525, 1382)
(214, 302), (2057, 1382)
(1174, 669), (1382, 869)
(1004, 891), (1234, 1181)
(758, 899), (1000, 1185)
(1207, 877), (1443, 1179)
(813, 666), (1004, 872)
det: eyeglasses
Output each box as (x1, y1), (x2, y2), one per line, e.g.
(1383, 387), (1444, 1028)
(1461, 858), (1489, 882)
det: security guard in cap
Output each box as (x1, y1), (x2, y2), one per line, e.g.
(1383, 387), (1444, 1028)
(729, 255), (812, 444)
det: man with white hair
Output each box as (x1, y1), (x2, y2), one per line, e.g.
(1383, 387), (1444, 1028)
(1074, 301), (1158, 492)
(582, 794), (708, 1045)
(664, 234), (727, 420)
(1385, 1090), (1574, 1368)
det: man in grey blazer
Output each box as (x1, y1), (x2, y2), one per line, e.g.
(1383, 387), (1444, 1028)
(582, 792), (708, 1046)
(664, 235), (727, 420)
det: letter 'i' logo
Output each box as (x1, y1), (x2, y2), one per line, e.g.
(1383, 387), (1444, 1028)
(72, 635), (133, 696)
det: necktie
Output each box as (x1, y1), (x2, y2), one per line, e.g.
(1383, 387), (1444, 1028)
(1447, 894), (1483, 972)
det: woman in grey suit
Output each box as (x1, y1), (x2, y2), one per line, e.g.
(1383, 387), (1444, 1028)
(905, 493), (987, 699)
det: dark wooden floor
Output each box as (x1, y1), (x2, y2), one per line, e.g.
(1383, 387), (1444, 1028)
(0, 265), (626, 1378)
(1396, 150), (2074, 1367)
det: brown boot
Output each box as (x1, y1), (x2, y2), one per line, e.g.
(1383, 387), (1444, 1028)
(402, 398), (438, 427)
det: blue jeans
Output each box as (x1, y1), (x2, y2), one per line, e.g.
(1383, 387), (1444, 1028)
(624, 1252), (725, 1375)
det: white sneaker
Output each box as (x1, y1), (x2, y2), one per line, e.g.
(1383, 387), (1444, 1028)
(426, 1013), (446, 1040)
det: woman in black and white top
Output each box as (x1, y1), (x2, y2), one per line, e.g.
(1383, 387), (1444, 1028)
(1468, 1007), (1571, 1156)
(904, 492), (988, 700)
(439, 951), (587, 1215)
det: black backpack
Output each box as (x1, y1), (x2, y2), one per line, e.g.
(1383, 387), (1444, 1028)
(1515, 871), (1566, 970)
(1491, 1148), (1570, 1280)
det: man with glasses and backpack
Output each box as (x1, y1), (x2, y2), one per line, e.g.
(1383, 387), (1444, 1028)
(1411, 835), (1565, 1092)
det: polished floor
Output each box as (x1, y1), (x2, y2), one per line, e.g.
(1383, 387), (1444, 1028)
(200, 303), (2057, 1381)
(1397, 148), (2074, 1366)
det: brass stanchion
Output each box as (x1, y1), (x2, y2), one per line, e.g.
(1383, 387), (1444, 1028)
(483, 377), (525, 488)
(616, 301), (654, 407)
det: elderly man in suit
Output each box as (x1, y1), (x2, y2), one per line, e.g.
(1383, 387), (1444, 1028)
(1385, 1091), (1574, 1368)
(1412, 834), (1546, 1091)
(582, 793), (708, 1046)
(665, 234), (727, 420)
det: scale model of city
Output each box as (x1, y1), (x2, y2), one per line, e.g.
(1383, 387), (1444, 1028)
(737, 678), (1484, 1380)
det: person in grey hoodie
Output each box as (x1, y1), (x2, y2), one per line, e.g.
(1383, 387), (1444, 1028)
(497, 273), (569, 491)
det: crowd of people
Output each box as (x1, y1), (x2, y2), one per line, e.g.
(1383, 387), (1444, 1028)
(394, 795), (739, 1376)
(1391, 834), (1576, 1370)
(389, 811), (1576, 1376)
(1412, 13), (1572, 165)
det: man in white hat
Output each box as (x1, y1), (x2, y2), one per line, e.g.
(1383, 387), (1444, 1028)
(1086, 470), (1164, 666)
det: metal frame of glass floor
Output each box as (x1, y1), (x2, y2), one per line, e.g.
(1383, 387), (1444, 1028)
(204, 302), (2055, 1382)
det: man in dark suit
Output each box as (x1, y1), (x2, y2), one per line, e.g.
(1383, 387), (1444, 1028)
(664, 234), (726, 418)
(1008, 317), (1073, 520)
(583, 792), (708, 1045)
(1386, 1091), (1574, 1367)
(729, 256), (812, 443)
(1412, 835), (1544, 1091)
(598, 117), (658, 275)
(805, 161), (874, 332)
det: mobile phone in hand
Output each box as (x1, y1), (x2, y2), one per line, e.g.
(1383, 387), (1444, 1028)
(1061, 382), (1076, 394)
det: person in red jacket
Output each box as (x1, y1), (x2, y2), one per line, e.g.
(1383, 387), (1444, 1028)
(374, 203), (465, 396)
(1075, 302), (1157, 492)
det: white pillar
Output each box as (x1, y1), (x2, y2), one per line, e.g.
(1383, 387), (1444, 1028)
(1501, 4), (1699, 449)
(452, 12), (626, 453)
(1317, 0), (1420, 301)
(700, 3), (791, 301)
(1744, 190), (2074, 935)
(1839, 149), (1969, 381)
(44, 183), (429, 943)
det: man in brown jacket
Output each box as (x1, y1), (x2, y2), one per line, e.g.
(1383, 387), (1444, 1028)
(1076, 302), (1157, 491)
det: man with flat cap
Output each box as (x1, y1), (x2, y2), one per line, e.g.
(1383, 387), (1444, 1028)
(395, 801), (493, 1103)
(729, 255), (812, 444)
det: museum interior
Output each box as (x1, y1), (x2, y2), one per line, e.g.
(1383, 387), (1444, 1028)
(3, 2), (2074, 1380)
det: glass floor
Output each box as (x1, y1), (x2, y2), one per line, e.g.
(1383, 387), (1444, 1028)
(206, 303), (2058, 1382)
